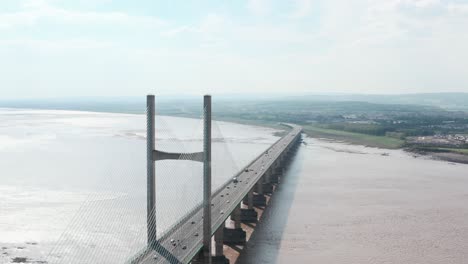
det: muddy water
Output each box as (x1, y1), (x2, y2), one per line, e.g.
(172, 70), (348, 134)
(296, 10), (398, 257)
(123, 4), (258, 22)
(239, 137), (468, 264)
(0, 109), (280, 264)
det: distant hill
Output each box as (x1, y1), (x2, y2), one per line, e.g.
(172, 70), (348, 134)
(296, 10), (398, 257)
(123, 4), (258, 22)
(278, 93), (468, 111)
(1, 93), (467, 113)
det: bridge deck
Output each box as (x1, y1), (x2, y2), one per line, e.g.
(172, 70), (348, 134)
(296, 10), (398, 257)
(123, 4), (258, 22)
(130, 125), (302, 264)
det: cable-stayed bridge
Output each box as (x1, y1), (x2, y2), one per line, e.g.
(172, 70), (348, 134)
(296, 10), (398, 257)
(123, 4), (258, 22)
(45, 95), (302, 264)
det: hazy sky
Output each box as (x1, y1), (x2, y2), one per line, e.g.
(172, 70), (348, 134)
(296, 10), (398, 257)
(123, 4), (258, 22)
(1, 0), (468, 98)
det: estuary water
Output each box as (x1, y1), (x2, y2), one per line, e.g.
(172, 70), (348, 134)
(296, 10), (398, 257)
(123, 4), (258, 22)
(240, 136), (468, 264)
(0, 108), (280, 263)
(2, 108), (468, 264)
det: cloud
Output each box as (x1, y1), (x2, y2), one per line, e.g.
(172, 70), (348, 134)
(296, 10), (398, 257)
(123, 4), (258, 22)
(0, 38), (113, 52)
(0, 0), (164, 30)
(159, 13), (229, 49)
(447, 3), (468, 14)
(160, 26), (192, 37)
(1, 0), (468, 96)
(339, 0), (463, 47)
(247, 0), (271, 16)
(402, 0), (440, 8)
(289, 0), (314, 18)
(198, 14), (226, 35)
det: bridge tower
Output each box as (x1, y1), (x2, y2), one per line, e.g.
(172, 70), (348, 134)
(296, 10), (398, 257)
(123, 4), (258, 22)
(146, 95), (213, 264)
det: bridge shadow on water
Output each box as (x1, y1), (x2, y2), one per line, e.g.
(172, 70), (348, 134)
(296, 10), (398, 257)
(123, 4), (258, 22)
(235, 144), (305, 264)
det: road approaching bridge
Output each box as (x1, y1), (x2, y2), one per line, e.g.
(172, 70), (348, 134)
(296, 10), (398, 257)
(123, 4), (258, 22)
(128, 95), (302, 264)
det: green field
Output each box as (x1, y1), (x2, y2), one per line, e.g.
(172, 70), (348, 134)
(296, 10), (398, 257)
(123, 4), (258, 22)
(303, 125), (404, 149)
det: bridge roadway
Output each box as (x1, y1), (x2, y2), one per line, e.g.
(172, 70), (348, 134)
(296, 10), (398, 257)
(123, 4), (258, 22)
(130, 124), (302, 264)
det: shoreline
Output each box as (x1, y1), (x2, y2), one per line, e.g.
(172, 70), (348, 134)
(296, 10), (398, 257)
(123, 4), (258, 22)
(305, 133), (468, 165)
(198, 117), (468, 165)
(406, 148), (468, 164)
(2, 107), (467, 165)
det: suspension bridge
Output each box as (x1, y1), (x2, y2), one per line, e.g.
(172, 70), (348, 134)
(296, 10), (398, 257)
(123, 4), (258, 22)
(127, 95), (302, 264)
(44, 95), (302, 264)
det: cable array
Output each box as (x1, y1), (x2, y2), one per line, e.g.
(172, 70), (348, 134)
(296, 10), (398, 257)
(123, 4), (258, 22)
(46, 107), (207, 263)
(44, 104), (262, 264)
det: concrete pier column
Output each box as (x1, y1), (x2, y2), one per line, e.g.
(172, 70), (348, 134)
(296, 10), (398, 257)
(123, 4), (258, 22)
(262, 183), (273, 194)
(241, 188), (258, 223)
(254, 179), (267, 206)
(271, 163), (277, 174)
(232, 204), (241, 229)
(240, 208), (258, 223)
(224, 204), (246, 245)
(262, 171), (273, 194)
(270, 172), (280, 184)
(252, 194), (266, 207)
(264, 169), (272, 183)
(212, 225), (229, 264)
(256, 178), (264, 194)
(247, 189), (254, 209)
(214, 226), (224, 257)
(274, 160), (282, 173)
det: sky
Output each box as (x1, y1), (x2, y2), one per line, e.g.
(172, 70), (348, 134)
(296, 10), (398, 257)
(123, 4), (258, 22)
(0, 0), (468, 99)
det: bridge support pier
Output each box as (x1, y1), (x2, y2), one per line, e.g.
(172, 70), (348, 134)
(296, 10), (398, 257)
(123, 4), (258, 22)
(262, 182), (273, 194)
(224, 204), (246, 245)
(260, 171), (273, 194)
(252, 194), (266, 207)
(213, 226), (229, 264)
(270, 173), (280, 184)
(223, 227), (246, 245)
(247, 189), (254, 209)
(241, 189), (258, 222)
(254, 179), (267, 206)
(264, 170), (272, 183)
(276, 163), (283, 174)
(193, 227), (229, 264)
(256, 179), (264, 195)
(240, 208), (258, 223)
